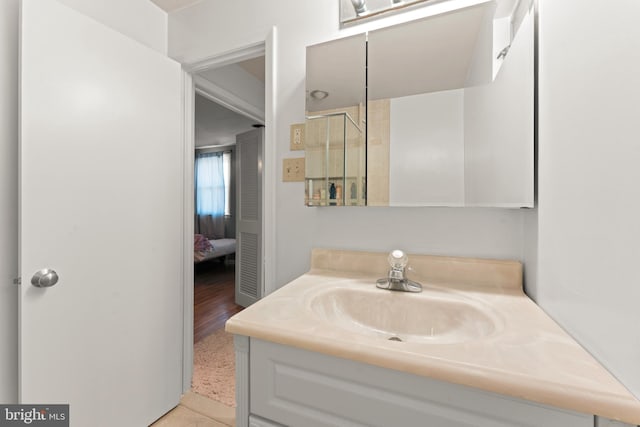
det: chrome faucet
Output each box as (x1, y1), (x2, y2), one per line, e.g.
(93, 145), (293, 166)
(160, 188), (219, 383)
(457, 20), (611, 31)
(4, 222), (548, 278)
(376, 250), (422, 293)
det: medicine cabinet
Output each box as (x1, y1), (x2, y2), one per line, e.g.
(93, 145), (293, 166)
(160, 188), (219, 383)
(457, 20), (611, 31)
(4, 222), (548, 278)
(305, 0), (534, 207)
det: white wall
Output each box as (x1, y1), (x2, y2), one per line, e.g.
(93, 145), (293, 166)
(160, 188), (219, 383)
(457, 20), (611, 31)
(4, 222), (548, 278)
(536, 0), (640, 399)
(313, 207), (525, 261)
(57, 0), (168, 54)
(389, 90), (465, 206)
(0, 0), (169, 403)
(0, 0), (19, 404)
(169, 0), (527, 287)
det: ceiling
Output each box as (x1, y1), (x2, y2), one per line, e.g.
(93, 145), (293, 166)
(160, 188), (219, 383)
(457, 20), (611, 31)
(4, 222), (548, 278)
(238, 57), (265, 83)
(195, 56), (266, 146)
(195, 95), (259, 147)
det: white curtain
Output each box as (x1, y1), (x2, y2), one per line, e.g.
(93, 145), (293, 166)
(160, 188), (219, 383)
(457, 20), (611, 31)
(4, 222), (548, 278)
(195, 151), (225, 239)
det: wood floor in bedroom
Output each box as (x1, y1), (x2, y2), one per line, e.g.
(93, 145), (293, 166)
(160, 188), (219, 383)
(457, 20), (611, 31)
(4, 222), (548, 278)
(194, 259), (243, 343)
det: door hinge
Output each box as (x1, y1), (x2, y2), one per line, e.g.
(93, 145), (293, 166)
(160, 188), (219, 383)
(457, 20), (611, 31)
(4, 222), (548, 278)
(13, 277), (21, 285)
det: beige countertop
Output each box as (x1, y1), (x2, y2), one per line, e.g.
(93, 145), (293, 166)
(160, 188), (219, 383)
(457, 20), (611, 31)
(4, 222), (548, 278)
(226, 249), (640, 425)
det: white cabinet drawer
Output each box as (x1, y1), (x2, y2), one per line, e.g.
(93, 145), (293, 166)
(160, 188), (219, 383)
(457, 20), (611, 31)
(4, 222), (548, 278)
(250, 339), (592, 427)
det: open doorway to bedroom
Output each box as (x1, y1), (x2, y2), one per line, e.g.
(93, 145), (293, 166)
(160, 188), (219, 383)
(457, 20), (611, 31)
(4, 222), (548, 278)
(191, 54), (266, 409)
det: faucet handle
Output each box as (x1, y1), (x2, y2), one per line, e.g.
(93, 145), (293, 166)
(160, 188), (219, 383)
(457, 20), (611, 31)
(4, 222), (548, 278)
(388, 249), (408, 269)
(388, 250), (408, 281)
(377, 250), (422, 292)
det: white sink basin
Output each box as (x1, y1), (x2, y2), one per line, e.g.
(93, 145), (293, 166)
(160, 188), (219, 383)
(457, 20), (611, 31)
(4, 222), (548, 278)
(309, 287), (499, 344)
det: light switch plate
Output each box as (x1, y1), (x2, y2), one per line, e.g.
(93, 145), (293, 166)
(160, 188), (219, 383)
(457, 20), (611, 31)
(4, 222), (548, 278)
(283, 158), (305, 182)
(290, 123), (305, 151)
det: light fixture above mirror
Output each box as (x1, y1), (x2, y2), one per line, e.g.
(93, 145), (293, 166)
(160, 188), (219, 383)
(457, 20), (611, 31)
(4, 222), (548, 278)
(340, 0), (432, 26)
(340, 0), (528, 31)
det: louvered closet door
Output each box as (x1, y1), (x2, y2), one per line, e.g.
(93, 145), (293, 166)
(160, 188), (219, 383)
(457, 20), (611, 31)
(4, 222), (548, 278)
(235, 129), (264, 307)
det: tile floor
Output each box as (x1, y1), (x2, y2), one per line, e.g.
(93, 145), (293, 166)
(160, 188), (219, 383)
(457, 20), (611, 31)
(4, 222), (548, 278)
(151, 391), (235, 427)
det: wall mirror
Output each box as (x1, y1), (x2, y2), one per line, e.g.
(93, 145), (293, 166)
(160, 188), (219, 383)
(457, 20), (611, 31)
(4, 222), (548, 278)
(305, 34), (367, 206)
(305, 0), (534, 208)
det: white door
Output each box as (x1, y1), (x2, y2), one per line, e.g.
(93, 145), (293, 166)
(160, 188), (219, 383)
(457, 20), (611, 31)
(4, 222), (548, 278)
(235, 129), (264, 307)
(20, 1), (183, 426)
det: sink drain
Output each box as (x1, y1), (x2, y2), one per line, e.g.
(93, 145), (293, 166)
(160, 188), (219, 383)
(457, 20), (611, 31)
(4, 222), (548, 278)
(388, 336), (403, 342)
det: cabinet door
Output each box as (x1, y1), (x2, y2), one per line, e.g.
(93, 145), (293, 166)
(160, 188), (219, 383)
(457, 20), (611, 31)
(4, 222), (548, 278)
(250, 339), (593, 427)
(249, 415), (285, 427)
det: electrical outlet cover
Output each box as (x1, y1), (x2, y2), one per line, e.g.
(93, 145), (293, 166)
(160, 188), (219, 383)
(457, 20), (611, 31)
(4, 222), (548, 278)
(290, 123), (305, 151)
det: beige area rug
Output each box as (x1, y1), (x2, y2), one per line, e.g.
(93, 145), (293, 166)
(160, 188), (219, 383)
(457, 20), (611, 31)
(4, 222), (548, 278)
(192, 327), (236, 407)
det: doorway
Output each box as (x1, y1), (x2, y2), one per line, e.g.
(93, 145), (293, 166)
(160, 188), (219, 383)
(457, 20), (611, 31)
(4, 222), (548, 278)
(185, 46), (269, 409)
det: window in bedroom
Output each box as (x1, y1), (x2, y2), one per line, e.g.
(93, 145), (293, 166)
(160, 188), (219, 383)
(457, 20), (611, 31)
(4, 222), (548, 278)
(195, 150), (232, 218)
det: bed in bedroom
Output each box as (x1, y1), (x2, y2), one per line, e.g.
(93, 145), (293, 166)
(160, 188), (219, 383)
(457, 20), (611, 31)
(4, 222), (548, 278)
(194, 234), (236, 264)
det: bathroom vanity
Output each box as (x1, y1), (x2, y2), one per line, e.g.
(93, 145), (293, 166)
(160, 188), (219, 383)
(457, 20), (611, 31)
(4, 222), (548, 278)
(226, 249), (640, 427)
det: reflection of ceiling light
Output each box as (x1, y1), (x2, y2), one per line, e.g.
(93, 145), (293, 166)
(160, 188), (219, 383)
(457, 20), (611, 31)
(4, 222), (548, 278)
(310, 90), (329, 100)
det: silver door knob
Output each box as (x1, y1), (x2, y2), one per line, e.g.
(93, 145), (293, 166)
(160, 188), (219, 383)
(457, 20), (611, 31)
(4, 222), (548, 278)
(31, 269), (59, 288)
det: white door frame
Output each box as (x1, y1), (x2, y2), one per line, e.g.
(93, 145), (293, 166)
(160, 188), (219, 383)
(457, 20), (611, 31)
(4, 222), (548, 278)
(180, 28), (277, 391)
